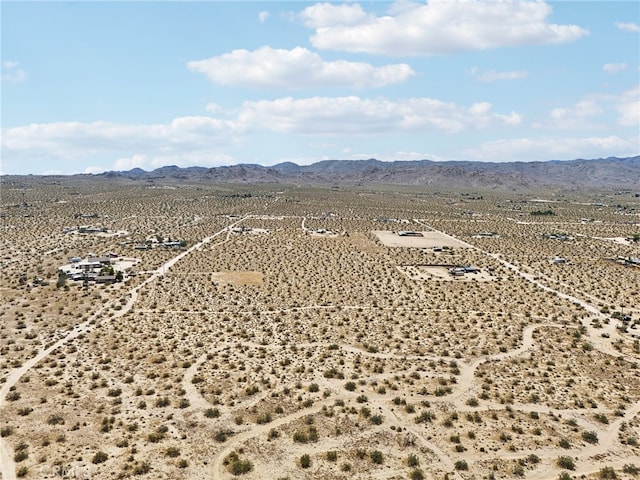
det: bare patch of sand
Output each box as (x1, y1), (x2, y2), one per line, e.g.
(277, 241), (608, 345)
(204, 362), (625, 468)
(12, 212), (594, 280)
(373, 230), (469, 248)
(211, 271), (264, 286)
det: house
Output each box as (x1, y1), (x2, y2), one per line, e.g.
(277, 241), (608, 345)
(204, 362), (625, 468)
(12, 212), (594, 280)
(462, 266), (480, 273)
(87, 256), (112, 265)
(95, 275), (116, 284)
(77, 261), (103, 272)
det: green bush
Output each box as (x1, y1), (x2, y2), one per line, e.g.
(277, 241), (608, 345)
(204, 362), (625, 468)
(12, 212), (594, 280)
(225, 452), (253, 475)
(557, 456), (575, 470)
(410, 468), (425, 480)
(92, 451), (108, 464)
(370, 450), (384, 464)
(300, 454), (311, 469)
(205, 408), (220, 418)
(582, 430), (599, 444)
(599, 466), (617, 479)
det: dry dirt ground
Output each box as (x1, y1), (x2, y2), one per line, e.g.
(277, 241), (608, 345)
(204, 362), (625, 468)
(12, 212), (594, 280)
(0, 182), (639, 480)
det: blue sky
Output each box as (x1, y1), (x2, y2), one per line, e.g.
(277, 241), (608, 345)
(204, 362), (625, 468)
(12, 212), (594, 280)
(1, 0), (638, 175)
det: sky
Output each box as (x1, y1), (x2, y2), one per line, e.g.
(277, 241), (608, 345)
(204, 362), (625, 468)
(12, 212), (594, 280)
(1, 0), (639, 175)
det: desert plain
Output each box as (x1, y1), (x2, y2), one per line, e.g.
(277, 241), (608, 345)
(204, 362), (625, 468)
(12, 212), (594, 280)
(0, 179), (639, 480)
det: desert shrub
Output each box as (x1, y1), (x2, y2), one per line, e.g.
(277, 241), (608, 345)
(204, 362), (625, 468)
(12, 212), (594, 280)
(165, 447), (180, 458)
(92, 451), (108, 464)
(370, 450), (384, 464)
(454, 460), (468, 471)
(415, 411), (435, 423)
(299, 454), (311, 469)
(623, 464), (639, 474)
(204, 408), (220, 418)
(256, 412), (272, 424)
(47, 414), (64, 425)
(215, 430), (232, 443)
(582, 430), (599, 444)
(410, 469), (425, 480)
(133, 461), (151, 475)
(557, 456), (575, 470)
(225, 452), (253, 475)
(371, 414), (384, 425)
(598, 466), (617, 479)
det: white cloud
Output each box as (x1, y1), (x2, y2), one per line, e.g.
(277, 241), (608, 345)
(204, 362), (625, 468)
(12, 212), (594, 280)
(2, 95), (523, 173)
(188, 46), (414, 88)
(533, 87), (639, 131)
(236, 96), (521, 135)
(258, 10), (269, 23)
(533, 100), (603, 130)
(304, 0), (589, 56)
(299, 3), (371, 28)
(114, 154), (147, 171)
(615, 85), (639, 127)
(615, 21), (640, 32)
(1, 117), (244, 173)
(205, 102), (223, 113)
(2, 61), (28, 82)
(466, 135), (639, 162)
(83, 166), (107, 174)
(470, 67), (528, 82)
(603, 63), (627, 74)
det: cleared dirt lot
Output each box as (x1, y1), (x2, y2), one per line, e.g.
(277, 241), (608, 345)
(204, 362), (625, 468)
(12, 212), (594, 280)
(398, 265), (497, 282)
(373, 230), (470, 248)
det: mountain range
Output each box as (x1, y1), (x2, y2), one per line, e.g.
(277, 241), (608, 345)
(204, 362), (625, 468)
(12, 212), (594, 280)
(5, 156), (640, 191)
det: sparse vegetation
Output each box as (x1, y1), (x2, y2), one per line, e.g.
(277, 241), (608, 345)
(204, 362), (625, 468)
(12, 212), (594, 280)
(0, 183), (637, 480)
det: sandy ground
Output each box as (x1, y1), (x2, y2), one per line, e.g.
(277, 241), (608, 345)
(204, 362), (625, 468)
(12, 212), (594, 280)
(373, 230), (470, 248)
(0, 184), (638, 480)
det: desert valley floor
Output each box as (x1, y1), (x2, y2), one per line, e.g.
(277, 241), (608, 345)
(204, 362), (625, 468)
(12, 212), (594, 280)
(0, 181), (639, 480)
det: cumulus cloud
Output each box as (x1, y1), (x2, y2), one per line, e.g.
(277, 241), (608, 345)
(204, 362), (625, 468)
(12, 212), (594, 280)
(188, 46), (414, 88)
(304, 0), (589, 56)
(615, 85), (639, 127)
(258, 10), (269, 23)
(300, 3), (371, 28)
(83, 166), (107, 174)
(3, 117), (239, 154)
(470, 67), (528, 82)
(466, 135), (639, 162)
(2, 61), (28, 82)
(1, 116), (243, 174)
(236, 96), (521, 135)
(615, 21), (640, 32)
(533, 100), (603, 130)
(114, 154), (147, 171)
(603, 63), (627, 74)
(2, 94), (524, 173)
